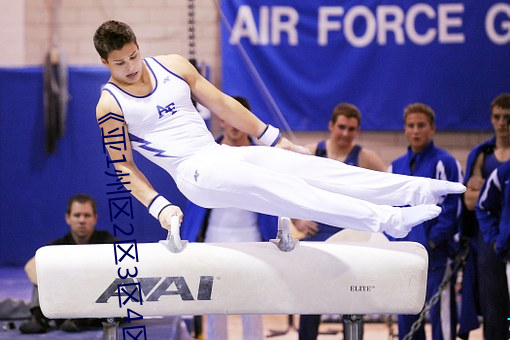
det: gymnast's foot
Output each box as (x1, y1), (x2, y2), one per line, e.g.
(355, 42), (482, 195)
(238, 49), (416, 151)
(429, 180), (465, 201)
(412, 179), (465, 205)
(385, 204), (442, 238)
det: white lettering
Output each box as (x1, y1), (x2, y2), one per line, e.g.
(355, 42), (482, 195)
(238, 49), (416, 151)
(344, 6), (377, 47)
(232, 4), (476, 47)
(229, 6), (299, 46)
(318, 7), (344, 46)
(318, 4), (466, 47)
(438, 4), (465, 43)
(377, 5), (405, 45)
(485, 3), (510, 45)
(271, 6), (299, 45)
(259, 6), (269, 45)
(230, 6), (259, 45)
(406, 4), (436, 45)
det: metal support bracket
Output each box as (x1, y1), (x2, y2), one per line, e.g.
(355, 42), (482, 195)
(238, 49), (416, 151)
(159, 215), (188, 253)
(270, 217), (299, 252)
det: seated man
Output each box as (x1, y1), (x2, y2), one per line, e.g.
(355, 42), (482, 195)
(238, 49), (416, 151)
(20, 194), (117, 334)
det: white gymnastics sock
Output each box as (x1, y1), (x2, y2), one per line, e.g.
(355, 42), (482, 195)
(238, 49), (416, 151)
(411, 180), (466, 206)
(429, 180), (466, 200)
(385, 204), (442, 238)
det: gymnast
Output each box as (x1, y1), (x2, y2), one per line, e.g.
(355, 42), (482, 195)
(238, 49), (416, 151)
(93, 20), (465, 239)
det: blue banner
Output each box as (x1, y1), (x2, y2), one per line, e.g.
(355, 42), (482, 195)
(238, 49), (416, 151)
(221, 1), (510, 131)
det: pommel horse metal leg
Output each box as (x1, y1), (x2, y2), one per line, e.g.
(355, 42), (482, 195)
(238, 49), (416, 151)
(102, 318), (118, 340)
(267, 217), (298, 336)
(343, 314), (363, 340)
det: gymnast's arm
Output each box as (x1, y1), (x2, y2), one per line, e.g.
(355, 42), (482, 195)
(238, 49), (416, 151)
(159, 54), (309, 154)
(95, 92), (183, 230)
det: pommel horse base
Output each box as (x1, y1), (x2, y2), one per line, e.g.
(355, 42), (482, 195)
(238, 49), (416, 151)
(35, 219), (428, 339)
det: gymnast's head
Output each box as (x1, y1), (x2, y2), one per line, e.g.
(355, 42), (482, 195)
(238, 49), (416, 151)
(94, 20), (143, 84)
(93, 20), (138, 61)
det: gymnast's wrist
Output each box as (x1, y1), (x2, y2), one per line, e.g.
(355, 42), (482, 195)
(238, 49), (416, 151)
(148, 194), (173, 220)
(257, 124), (282, 147)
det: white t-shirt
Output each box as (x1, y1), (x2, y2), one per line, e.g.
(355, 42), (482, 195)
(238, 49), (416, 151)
(205, 207), (261, 242)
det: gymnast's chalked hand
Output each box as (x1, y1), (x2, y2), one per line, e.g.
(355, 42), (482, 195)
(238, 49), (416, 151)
(158, 204), (183, 231)
(276, 137), (311, 155)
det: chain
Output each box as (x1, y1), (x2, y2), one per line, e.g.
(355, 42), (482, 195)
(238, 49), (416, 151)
(187, 0), (196, 61)
(402, 242), (470, 340)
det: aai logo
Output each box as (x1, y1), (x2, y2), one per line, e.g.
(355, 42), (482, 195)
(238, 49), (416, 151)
(96, 276), (214, 303)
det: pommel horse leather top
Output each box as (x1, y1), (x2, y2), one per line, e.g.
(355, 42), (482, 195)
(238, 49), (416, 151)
(35, 221), (428, 319)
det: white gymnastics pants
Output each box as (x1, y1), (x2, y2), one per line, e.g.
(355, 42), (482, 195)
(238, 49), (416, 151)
(175, 144), (436, 234)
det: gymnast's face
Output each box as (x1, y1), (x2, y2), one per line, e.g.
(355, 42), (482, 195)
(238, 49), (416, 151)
(65, 201), (98, 244)
(102, 42), (143, 85)
(329, 115), (360, 148)
(404, 112), (435, 154)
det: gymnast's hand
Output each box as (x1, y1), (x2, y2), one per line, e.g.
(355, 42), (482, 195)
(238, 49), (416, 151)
(158, 204), (184, 231)
(292, 219), (319, 237)
(276, 137), (311, 155)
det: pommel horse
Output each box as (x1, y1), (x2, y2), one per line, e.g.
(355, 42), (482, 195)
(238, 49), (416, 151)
(35, 217), (428, 339)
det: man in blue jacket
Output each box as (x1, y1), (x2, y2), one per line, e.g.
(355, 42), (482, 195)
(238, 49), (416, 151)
(388, 103), (462, 340)
(474, 116), (510, 340)
(181, 96), (278, 340)
(477, 160), (510, 261)
(460, 93), (510, 340)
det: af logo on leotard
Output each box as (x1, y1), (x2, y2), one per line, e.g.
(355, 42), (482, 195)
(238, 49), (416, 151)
(157, 102), (177, 118)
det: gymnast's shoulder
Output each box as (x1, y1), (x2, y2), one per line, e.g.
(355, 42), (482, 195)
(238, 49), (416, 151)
(152, 54), (201, 82)
(95, 90), (124, 125)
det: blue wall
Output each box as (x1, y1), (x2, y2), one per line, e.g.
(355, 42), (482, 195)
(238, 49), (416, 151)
(0, 67), (186, 266)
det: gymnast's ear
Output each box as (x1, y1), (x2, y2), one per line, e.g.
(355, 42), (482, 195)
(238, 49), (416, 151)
(100, 57), (108, 66)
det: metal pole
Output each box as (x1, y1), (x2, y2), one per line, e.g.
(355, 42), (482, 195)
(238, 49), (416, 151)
(187, 0), (196, 61)
(343, 314), (363, 340)
(102, 318), (119, 340)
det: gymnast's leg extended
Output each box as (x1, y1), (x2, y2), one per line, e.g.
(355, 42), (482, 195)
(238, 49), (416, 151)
(176, 146), (450, 237)
(229, 145), (465, 206)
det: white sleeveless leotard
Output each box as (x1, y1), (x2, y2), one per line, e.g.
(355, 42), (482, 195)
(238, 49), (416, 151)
(103, 57), (216, 178)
